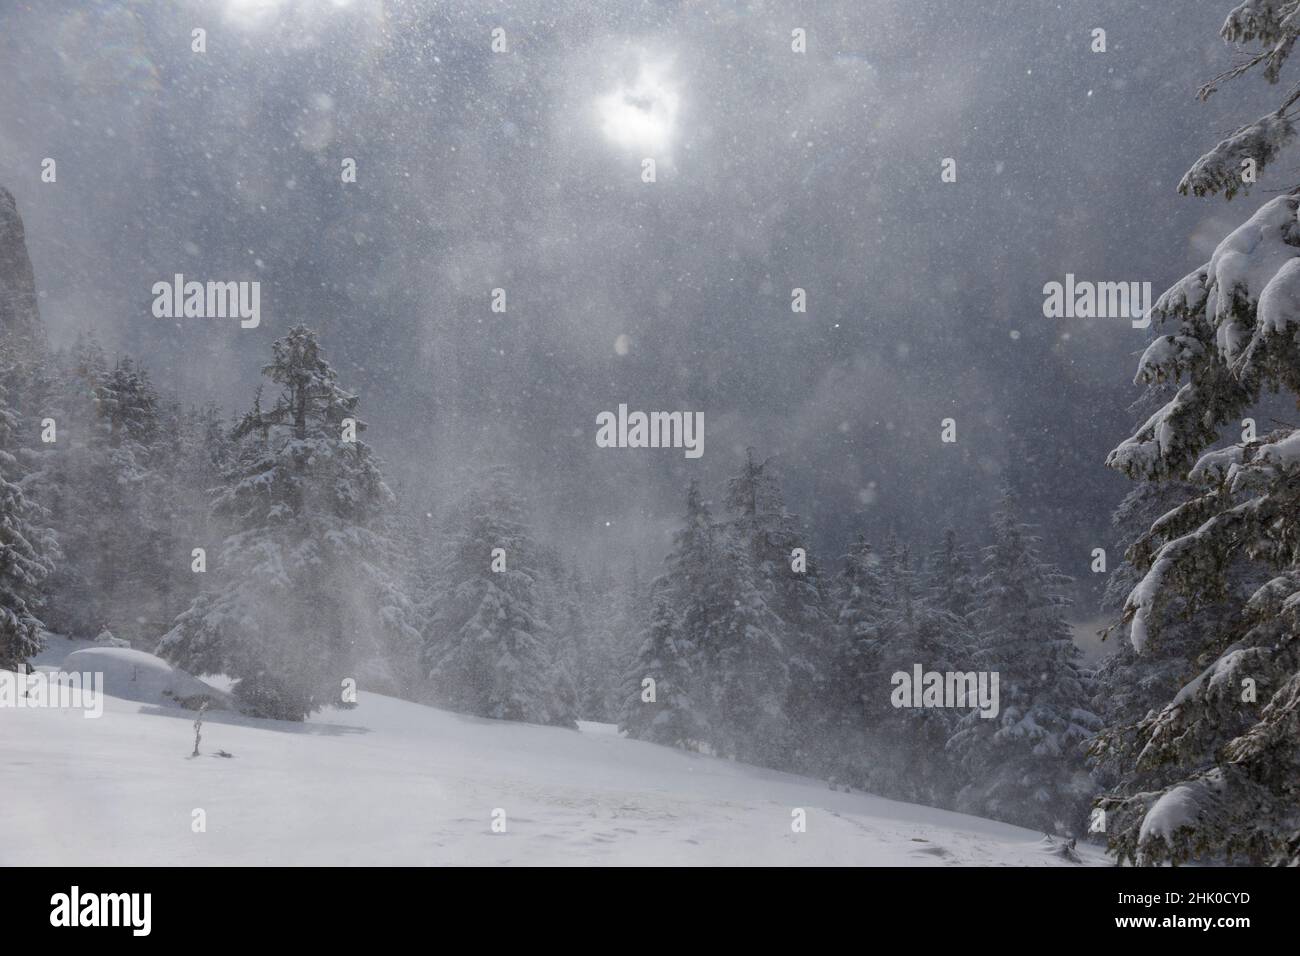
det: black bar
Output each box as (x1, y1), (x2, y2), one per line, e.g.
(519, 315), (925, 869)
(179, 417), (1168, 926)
(2, 865), (1287, 940)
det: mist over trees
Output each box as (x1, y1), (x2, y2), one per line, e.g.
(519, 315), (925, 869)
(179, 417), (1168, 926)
(4, 1), (1300, 867)
(2, 240), (1103, 833)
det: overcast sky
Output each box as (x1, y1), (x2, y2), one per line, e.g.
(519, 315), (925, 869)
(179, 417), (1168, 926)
(0, 0), (1281, 605)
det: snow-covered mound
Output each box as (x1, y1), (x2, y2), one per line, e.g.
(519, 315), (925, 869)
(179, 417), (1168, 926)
(0, 684), (1106, 866)
(60, 647), (231, 711)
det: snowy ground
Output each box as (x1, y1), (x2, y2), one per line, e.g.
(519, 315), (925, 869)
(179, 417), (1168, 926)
(0, 637), (1105, 866)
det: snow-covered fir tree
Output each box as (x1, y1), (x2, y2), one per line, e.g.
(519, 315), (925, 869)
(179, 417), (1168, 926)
(706, 525), (790, 765)
(948, 494), (1099, 833)
(609, 554), (648, 716)
(709, 451), (796, 765)
(40, 341), (171, 644)
(619, 479), (715, 748)
(1089, 385), (1257, 799)
(781, 545), (839, 777)
(618, 585), (705, 748)
(848, 537), (970, 806)
(0, 185), (56, 670)
(721, 448), (826, 766)
(925, 528), (978, 622)
(160, 325), (418, 719)
(824, 533), (889, 786)
(0, 369), (55, 671)
(421, 466), (576, 727)
(1098, 5), (1300, 865)
(533, 544), (582, 722)
(149, 402), (235, 631)
(618, 474), (791, 766)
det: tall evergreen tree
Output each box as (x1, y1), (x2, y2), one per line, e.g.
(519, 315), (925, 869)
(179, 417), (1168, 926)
(618, 585), (705, 747)
(151, 402), (235, 632)
(948, 495), (1100, 833)
(534, 544), (582, 722)
(0, 185), (55, 669)
(160, 326), (417, 719)
(709, 452), (798, 764)
(1098, 5), (1300, 865)
(421, 466), (576, 727)
(781, 543), (839, 776)
(841, 538), (969, 805)
(1089, 386), (1257, 805)
(0, 370), (55, 670)
(925, 528), (978, 623)
(720, 449), (827, 765)
(41, 342), (169, 643)
(706, 525), (790, 765)
(824, 533), (889, 786)
(619, 480), (715, 745)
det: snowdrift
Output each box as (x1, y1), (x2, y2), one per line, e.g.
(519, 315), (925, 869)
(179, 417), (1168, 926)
(60, 647), (231, 711)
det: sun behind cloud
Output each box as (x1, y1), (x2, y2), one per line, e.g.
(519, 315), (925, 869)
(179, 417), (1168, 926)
(594, 55), (680, 155)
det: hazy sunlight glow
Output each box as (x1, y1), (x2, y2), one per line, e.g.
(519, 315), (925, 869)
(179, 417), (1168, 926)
(595, 59), (679, 154)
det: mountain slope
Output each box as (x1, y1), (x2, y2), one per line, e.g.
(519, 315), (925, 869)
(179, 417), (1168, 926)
(0, 638), (1104, 866)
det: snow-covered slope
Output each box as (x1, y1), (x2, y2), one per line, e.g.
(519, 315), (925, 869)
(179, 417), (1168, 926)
(1, 641), (1104, 866)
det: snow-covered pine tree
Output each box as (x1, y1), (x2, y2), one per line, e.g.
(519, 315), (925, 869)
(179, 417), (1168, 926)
(0, 184), (55, 670)
(720, 448), (827, 766)
(618, 479), (715, 748)
(0, 188), (43, 355)
(706, 525), (790, 766)
(160, 326), (417, 720)
(96, 356), (174, 638)
(421, 466), (576, 727)
(824, 533), (889, 786)
(925, 528), (978, 622)
(153, 402), (234, 625)
(948, 494), (1100, 834)
(0, 368), (55, 671)
(711, 450), (798, 765)
(619, 476), (789, 766)
(781, 543), (840, 777)
(618, 585), (705, 748)
(723, 451), (826, 637)
(1098, 4), (1300, 865)
(850, 537), (969, 806)
(610, 553), (648, 714)
(41, 342), (168, 644)
(533, 544), (582, 722)
(1089, 385), (1256, 799)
